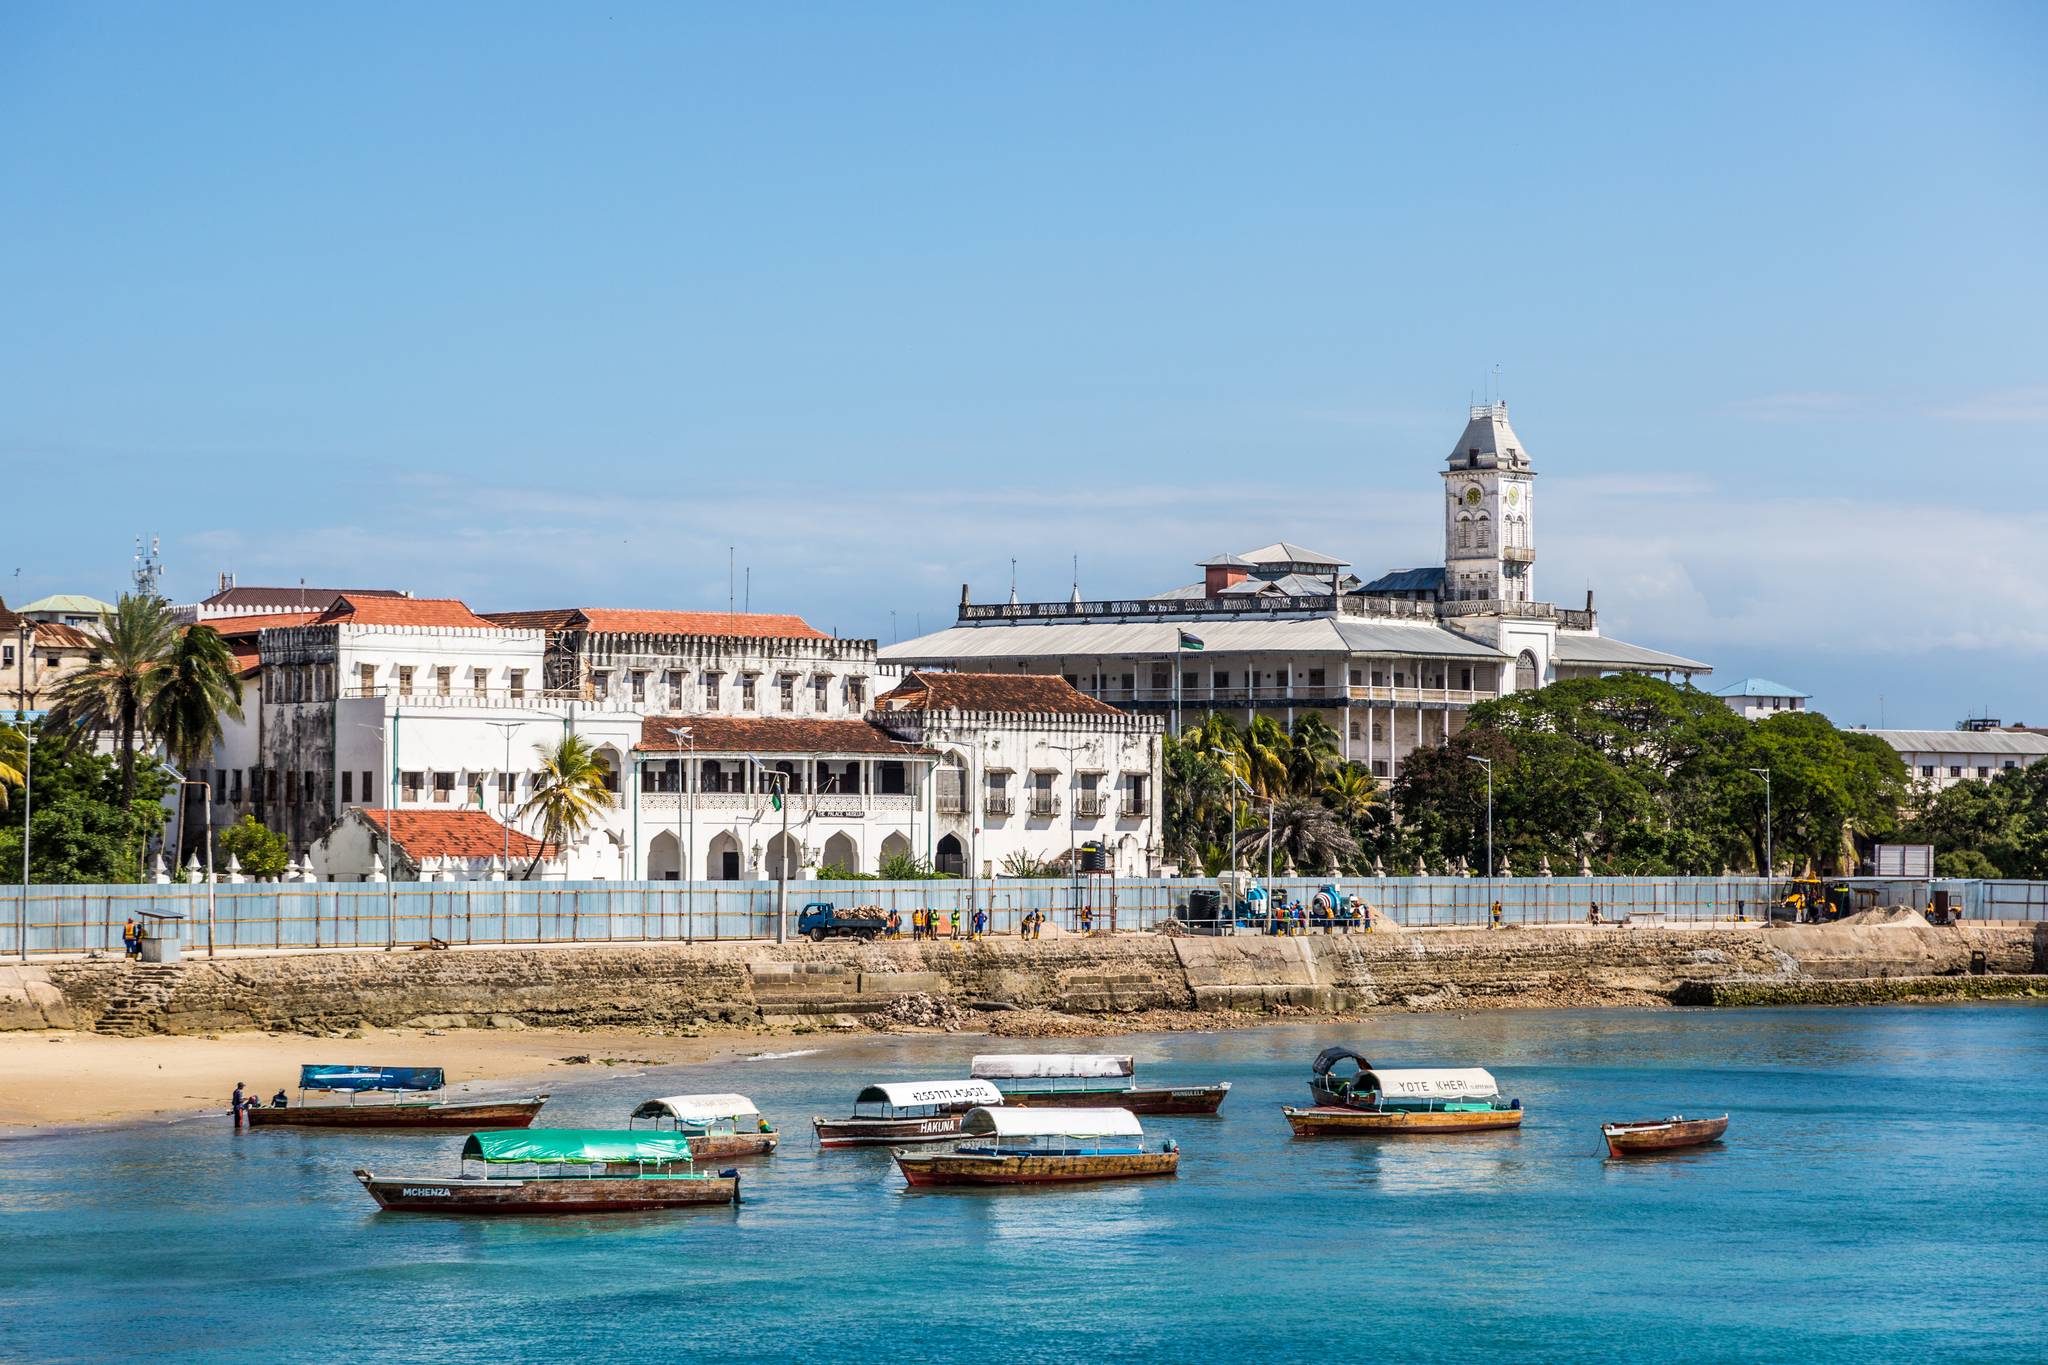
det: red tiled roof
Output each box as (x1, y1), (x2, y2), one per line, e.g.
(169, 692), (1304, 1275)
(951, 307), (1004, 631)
(356, 808), (557, 864)
(31, 622), (97, 651)
(635, 715), (928, 756)
(874, 670), (1127, 717)
(316, 595), (500, 629)
(482, 607), (827, 639)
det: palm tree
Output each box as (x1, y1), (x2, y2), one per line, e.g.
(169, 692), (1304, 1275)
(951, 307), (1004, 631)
(0, 724), (24, 811)
(1244, 794), (1361, 876)
(48, 594), (179, 807)
(1287, 714), (1341, 792)
(149, 624), (246, 860)
(1243, 715), (1291, 799)
(1323, 763), (1378, 823)
(515, 734), (612, 876)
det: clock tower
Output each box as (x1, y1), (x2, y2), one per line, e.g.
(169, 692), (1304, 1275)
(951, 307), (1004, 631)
(1442, 401), (1535, 604)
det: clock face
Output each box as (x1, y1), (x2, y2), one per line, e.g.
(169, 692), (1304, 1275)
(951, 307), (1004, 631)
(1462, 486), (1482, 506)
(1506, 486), (1521, 507)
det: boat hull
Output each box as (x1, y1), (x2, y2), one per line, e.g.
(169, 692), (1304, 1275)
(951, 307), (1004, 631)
(894, 1150), (1179, 1187)
(680, 1132), (780, 1159)
(998, 1084), (1230, 1116)
(354, 1170), (738, 1214)
(248, 1096), (547, 1129)
(1283, 1105), (1524, 1136)
(813, 1114), (969, 1148)
(1603, 1115), (1728, 1157)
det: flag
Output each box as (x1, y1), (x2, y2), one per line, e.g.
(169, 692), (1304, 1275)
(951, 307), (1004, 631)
(769, 789), (783, 812)
(1178, 629), (1205, 652)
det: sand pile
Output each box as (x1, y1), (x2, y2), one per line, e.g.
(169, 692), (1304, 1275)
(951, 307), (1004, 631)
(1833, 906), (1933, 928)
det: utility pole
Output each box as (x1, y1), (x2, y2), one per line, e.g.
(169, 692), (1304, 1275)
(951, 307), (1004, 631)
(1468, 755), (1494, 881)
(485, 721), (521, 872)
(1043, 739), (1088, 919)
(750, 758), (791, 944)
(1749, 767), (1773, 909)
(665, 724), (694, 942)
(16, 621), (30, 962)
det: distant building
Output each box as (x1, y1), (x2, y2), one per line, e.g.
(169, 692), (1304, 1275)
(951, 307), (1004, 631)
(883, 400), (1709, 780)
(1862, 728), (2048, 792)
(177, 573), (411, 624)
(1, 598), (103, 722)
(1714, 677), (1810, 720)
(14, 593), (113, 633)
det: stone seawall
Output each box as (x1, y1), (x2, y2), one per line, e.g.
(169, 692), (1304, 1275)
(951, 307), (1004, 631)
(3, 921), (2041, 1035)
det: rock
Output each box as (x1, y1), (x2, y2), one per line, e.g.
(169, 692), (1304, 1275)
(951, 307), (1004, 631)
(487, 1015), (528, 1030)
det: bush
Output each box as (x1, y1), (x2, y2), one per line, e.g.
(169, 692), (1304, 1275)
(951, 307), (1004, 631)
(217, 814), (288, 880)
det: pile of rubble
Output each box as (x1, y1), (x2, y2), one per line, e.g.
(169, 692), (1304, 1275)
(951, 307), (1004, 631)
(867, 992), (973, 1031)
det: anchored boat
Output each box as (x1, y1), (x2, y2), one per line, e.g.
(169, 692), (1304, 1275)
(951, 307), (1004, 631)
(893, 1107), (1179, 1187)
(629, 1093), (779, 1158)
(969, 1053), (1230, 1115)
(247, 1065), (547, 1129)
(1284, 1047), (1522, 1135)
(813, 1080), (1004, 1149)
(355, 1130), (739, 1214)
(1602, 1114), (1729, 1157)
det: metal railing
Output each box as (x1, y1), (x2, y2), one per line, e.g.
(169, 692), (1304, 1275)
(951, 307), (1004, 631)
(984, 795), (1014, 817)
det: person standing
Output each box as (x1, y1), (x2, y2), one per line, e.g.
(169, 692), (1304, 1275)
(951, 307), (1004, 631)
(229, 1082), (247, 1123)
(972, 908), (986, 941)
(948, 908), (960, 939)
(1490, 899), (1503, 930)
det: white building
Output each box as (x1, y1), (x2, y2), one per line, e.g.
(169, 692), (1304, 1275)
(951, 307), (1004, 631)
(1862, 727), (2048, 793)
(882, 401), (1710, 779)
(192, 598), (1164, 881)
(1714, 677), (1810, 720)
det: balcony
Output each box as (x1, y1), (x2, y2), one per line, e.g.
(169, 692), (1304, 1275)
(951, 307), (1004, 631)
(1502, 544), (1535, 563)
(1074, 793), (1107, 818)
(936, 794), (966, 815)
(1028, 793), (1061, 818)
(984, 794), (1014, 817)
(1348, 685), (1485, 707)
(640, 791), (913, 815)
(1121, 797), (1150, 818)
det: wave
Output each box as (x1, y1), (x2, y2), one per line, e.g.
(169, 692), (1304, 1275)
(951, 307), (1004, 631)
(745, 1048), (823, 1061)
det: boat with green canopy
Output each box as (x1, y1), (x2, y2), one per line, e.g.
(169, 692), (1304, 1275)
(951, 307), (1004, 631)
(248, 1065), (547, 1129)
(354, 1129), (740, 1214)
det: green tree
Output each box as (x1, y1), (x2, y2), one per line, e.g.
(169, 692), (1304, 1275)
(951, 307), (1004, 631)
(998, 850), (1059, 878)
(878, 849), (943, 879)
(0, 724), (23, 810)
(0, 736), (171, 883)
(149, 623), (246, 860)
(217, 814), (288, 880)
(515, 734), (612, 876)
(47, 593), (180, 808)
(1245, 794), (1360, 876)
(1902, 763), (2048, 878)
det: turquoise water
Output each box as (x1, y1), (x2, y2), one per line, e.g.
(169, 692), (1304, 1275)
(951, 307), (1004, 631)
(3, 1006), (2045, 1363)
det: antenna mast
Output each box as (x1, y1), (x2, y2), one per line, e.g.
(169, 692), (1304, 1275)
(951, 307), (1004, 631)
(131, 534), (164, 599)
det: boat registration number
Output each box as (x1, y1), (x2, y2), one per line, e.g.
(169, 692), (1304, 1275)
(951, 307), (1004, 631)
(399, 1187), (451, 1198)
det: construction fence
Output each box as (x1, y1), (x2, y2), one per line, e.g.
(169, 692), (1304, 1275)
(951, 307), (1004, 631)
(6, 875), (2044, 959)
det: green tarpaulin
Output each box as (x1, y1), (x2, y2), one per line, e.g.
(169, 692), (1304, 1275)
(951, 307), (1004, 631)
(460, 1129), (694, 1164)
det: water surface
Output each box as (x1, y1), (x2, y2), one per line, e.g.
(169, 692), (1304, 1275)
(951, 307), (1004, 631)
(3, 1006), (2044, 1363)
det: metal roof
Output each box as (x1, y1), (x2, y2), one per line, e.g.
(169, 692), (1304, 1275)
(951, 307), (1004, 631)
(1238, 541), (1348, 567)
(1195, 553), (1256, 568)
(17, 594), (112, 615)
(1860, 729), (2048, 757)
(883, 616), (1506, 663)
(1714, 676), (1809, 699)
(1361, 567), (1446, 593)
(1552, 632), (1711, 672)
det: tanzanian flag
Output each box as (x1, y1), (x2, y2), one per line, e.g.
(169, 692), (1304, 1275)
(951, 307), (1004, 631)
(1178, 629), (1205, 651)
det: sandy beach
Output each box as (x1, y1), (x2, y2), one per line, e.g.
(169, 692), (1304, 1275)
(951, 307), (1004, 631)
(0, 1026), (778, 1133)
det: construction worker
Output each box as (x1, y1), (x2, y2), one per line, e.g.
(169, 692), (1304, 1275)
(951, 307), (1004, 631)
(1490, 899), (1503, 930)
(948, 908), (960, 939)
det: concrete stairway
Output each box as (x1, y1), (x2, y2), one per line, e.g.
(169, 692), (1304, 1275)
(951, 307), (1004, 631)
(94, 964), (181, 1036)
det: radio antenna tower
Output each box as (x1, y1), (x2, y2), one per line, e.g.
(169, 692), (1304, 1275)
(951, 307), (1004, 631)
(132, 534), (165, 599)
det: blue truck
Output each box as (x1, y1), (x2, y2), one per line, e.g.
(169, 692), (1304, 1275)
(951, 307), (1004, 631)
(795, 902), (893, 942)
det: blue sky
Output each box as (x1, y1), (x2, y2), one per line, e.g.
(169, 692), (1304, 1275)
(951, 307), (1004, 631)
(3, 3), (2043, 727)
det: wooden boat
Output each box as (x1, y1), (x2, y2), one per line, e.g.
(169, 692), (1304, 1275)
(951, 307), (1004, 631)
(247, 1064), (546, 1129)
(893, 1107), (1179, 1187)
(355, 1130), (739, 1214)
(1286, 1048), (1522, 1136)
(813, 1079), (1004, 1149)
(629, 1093), (779, 1158)
(1602, 1114), (1728, 1157)
(970, 1053), (1230, 1115)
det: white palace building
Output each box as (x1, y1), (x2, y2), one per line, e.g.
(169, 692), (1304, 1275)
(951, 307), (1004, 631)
(883, 401), (1710, 776)
(188, 599), (1162, 882)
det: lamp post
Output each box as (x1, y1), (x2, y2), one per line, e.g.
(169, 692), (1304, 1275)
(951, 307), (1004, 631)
(1041, 739), (1088, 919)
(16, 622), (31, 962)
(160, 764), (216, 958)
(1467, 755), (1494, 881)
(353, 717), (396, 947)
(1749, 767), (1773, 911)
(664, 724), (694, 943)
(484, 721), (522, 872)
(749, 758), (791, 944)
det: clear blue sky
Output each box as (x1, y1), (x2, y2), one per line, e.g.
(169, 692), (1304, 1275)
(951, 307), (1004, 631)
(4, 3), (2043, 728)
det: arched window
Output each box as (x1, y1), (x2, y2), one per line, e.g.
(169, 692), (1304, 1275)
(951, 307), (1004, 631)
(1474, 514), (1491, 549)
(1514, 651), (1538, 692)
(935, 833), (965, 878)
(821, 831), (859, 876)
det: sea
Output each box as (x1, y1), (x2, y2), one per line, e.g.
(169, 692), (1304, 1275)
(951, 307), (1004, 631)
(2, 1005), (2044, 1364)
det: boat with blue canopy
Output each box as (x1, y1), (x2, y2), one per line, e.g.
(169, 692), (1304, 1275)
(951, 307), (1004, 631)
(354, 1129), (740, 1214)
(247, 1064), (547, 1129)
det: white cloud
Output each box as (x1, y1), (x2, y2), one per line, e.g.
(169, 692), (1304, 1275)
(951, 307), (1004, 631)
(1928, 385), (2048, 424)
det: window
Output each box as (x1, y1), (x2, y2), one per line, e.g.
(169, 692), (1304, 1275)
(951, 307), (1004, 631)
(285, 771), (297, 804)
(1307, 669), (1325, 688)
(813, 674), (829, 709)
(472, 668), (488, 697)
(1459, 667), (1472, 690)
(1075, 771), (1104, 817)
(509, 670), (527, 700)
(402, 771), (424, 802)
(1119, 673), (1134, 691)
(436, 666), (452, 697)
(845, 676), (865, 708)
(630, 671), (647, 703)
(779, 673), (796, 712)
(1349, 668), (1362, 686)
(1, 645), (10, 668)
(230, 769), (243, 802)
(1394, 671), (1406, 687)
(740, 673), (757, 710)
(1214, 671), (1231, 689)
(362, 770), (374, 802)
(266, 768), (278, 801)
(1120, 772), (1148, 816)
(592, 670), (611, 700)
(704, 672), (722, 708)
(497, 772), (516, 804)
(304, 770), (318, 802)
(665, 669), (685, 706)
(1977, 766), (1990, 778)
(1151, 668), (1169, 690)
(1373, 759), (1389, 778)
(341, 771), (353, 802)
(1948, 766), (1962, 778)
(1029, 770), (1059, 816)
(2004, 760), (2018, 770)
(397, 666), (414, 697)
(1182, 670), (1196, 688)
(1371, 669), (1385, 687)
(1372, 723), (1384, 741)
(984, 770), (1012, 816)
(1920, 765), (1935, 778)
(433, 772), (456, 803)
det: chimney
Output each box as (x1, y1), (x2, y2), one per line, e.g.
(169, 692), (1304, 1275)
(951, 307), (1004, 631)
(959, 582), (970, 609)
(1204, 564), (1249, 597)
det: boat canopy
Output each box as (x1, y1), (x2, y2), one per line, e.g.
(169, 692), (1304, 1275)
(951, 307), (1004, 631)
(299, 1064), (444, 1093)
(1362, 1068), (1499, 1101)
(855, 1080), (1003, 1110)
(958, 1106), (1144, 1139)
(460, 1130), (695, 1164)
(1311, 1046), (1372, 1078)
(629, 1093), (760, 1125)
(970, 1054), (1134, 1080)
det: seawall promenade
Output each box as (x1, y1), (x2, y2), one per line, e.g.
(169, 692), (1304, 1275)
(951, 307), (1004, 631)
(5, 918), (2041, 1036)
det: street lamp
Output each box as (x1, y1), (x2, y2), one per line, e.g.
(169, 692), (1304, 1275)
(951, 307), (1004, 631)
(1041, 739), (1090, 917)
(484, 721), (522, 873)
(664, 724), (694, 943)
(748, 757), (791, 944)
(1749, 767), (1773, 910)
(15, 622), (31, 962)
(160, 764), (216, 958)
(1467, 755), (1494, 880)
(353, 718), (397, 948)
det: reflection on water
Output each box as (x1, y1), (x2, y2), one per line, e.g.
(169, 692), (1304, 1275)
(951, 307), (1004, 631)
(1, 1005), (2044, 1364)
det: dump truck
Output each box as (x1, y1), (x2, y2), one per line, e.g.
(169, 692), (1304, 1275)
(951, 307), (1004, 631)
(795, 902), (893, 942)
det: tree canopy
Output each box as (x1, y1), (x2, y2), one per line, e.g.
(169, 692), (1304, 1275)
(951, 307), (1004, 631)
(0, 726), (171, 883)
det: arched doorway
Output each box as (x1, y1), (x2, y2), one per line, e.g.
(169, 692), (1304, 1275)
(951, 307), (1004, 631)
(821, 831), (859, 877)
(708, 831), (743, 881)
(647, 831), (683, 881)
(935, 833), (965, 878)
(880, 832), (910, 872)
(1515, 651), (1538, 692)
(766, 832), (803, 881)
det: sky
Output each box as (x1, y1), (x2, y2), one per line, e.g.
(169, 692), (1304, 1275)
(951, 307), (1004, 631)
(3, 3), (2043, 728)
